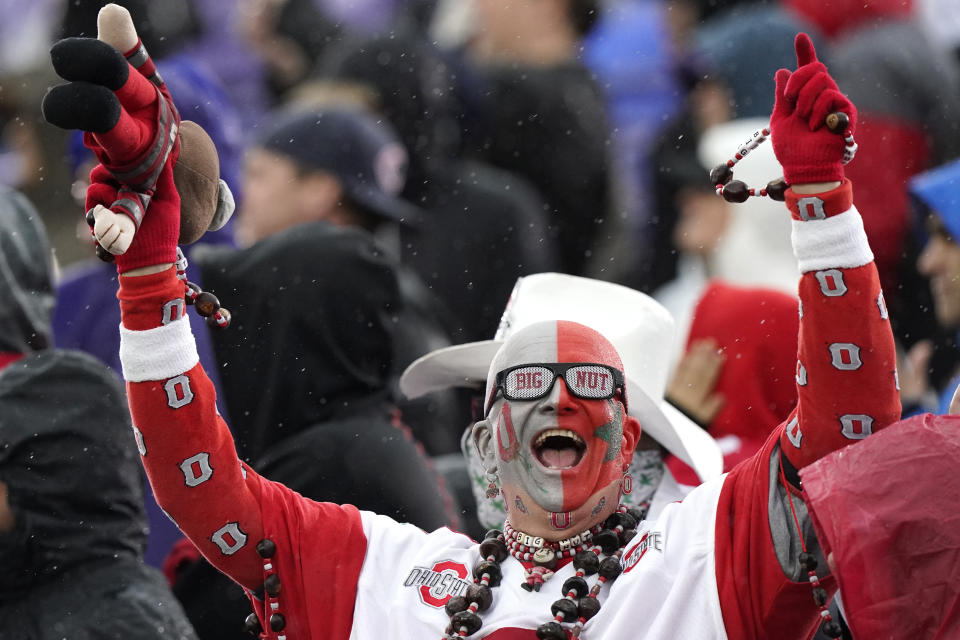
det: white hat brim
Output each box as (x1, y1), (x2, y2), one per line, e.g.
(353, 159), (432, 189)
(400, 341), (723, 481)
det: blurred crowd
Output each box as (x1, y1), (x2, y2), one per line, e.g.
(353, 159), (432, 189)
(2, 0), (960, 638)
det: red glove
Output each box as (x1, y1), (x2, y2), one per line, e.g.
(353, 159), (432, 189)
(770, 33), (857, 185)
(43, 20), (180, 273)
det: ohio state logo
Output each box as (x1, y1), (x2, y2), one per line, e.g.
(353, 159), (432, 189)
(622, 530), (663, 573)
(404, 560), (471, 607)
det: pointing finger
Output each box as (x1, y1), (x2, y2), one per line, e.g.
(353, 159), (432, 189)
(794, 32), (818, 68)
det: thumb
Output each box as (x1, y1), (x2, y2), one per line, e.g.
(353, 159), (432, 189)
(794, 32), (818, 67)
(907, 340), (933, 379)
(97, 4), (139, 54)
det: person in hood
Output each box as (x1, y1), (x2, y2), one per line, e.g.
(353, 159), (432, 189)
(665, 280), (800, 481)
(317, 32), (559, 344)
(0, 187), (197, 639)
(228, 105), (468, 455)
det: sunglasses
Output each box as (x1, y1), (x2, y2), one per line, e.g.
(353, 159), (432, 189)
(485, 362), (627, 415)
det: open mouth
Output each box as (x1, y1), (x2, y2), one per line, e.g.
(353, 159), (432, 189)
(533, 429), (587, 470)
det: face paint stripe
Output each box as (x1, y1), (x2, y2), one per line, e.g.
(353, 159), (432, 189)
(555, 320), (623, 371)
(496, 403), (520, 462)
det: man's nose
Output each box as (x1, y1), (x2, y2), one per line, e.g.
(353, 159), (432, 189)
(538, 376), (578, 414)
(918, 239), (942, 276)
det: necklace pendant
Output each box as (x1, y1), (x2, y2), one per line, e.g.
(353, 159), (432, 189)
(532, 547), (557, 568)
(521, 547), (559, 592)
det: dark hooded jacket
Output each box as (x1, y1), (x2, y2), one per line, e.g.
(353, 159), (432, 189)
(320, 34), (559, 343)
(0, 187), (196, 639)
(173, 222), (459, 639)
(464, 57), (612, 277)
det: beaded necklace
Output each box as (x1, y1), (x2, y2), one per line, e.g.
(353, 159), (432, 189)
(779, 458), (844, 638)
(441, 503), (648, 639)
(174, 247), (232, 328)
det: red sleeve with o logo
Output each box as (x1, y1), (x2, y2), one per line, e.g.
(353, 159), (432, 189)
(779, 180), (900, 473)
(118, 268), (368, 639)
(716, 181), (900, 639)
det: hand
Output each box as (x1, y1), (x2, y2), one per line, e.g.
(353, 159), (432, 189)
(770, 33), (856, 186)
(42, 4), (180, 274)
(667, 338), (726, 427)
(89, 203), (136, 254)
(897, 340), (934, 408)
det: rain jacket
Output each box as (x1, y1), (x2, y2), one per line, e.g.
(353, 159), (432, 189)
(802, 413), (960, 639)
(0, 187), (196, 639)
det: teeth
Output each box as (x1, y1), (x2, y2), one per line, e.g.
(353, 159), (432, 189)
(535, 429), (585, 448)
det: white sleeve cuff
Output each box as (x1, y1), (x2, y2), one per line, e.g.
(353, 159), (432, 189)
(791, 205), (874, 273)
(120, 317), (199, 382)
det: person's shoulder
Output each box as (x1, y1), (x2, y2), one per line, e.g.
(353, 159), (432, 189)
(0, 348), (120, 389)
(672, 472), (729, 514)
(449, 160), (547, 217)
(0, 349), (130, 442)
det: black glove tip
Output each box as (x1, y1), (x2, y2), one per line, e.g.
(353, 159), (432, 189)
(42, 82), (121, 133)
(50, 37), (128, 90)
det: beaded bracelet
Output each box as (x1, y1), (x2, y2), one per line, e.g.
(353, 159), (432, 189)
(710, 112), (857, 204)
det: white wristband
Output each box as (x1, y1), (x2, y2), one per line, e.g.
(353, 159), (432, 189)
(791, 205), (874, 273)
(120, 316), (199, 382)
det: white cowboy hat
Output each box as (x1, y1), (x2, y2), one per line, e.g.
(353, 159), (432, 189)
(400, 273), (724, 481)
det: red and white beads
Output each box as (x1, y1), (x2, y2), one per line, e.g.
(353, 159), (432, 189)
(711, 112), (856, 204)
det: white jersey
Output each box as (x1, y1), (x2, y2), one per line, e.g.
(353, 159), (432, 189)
(350, 476), (726, 639)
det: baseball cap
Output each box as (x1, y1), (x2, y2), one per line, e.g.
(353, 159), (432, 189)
(254, 107), (422, 225)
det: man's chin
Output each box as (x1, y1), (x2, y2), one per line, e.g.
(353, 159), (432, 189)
(505, 481), (622, 540)
(938, 309), (960, 330)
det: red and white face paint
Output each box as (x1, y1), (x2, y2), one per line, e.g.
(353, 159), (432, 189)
(481, 320), (635, 517)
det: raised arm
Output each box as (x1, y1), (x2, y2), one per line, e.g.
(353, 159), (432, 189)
(118, 268), (266, 588)
(770, 35), (900, 478)
(41, 4), (269, 590)
(714, 35), (901, 640)
(779, 182), (900, 477)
